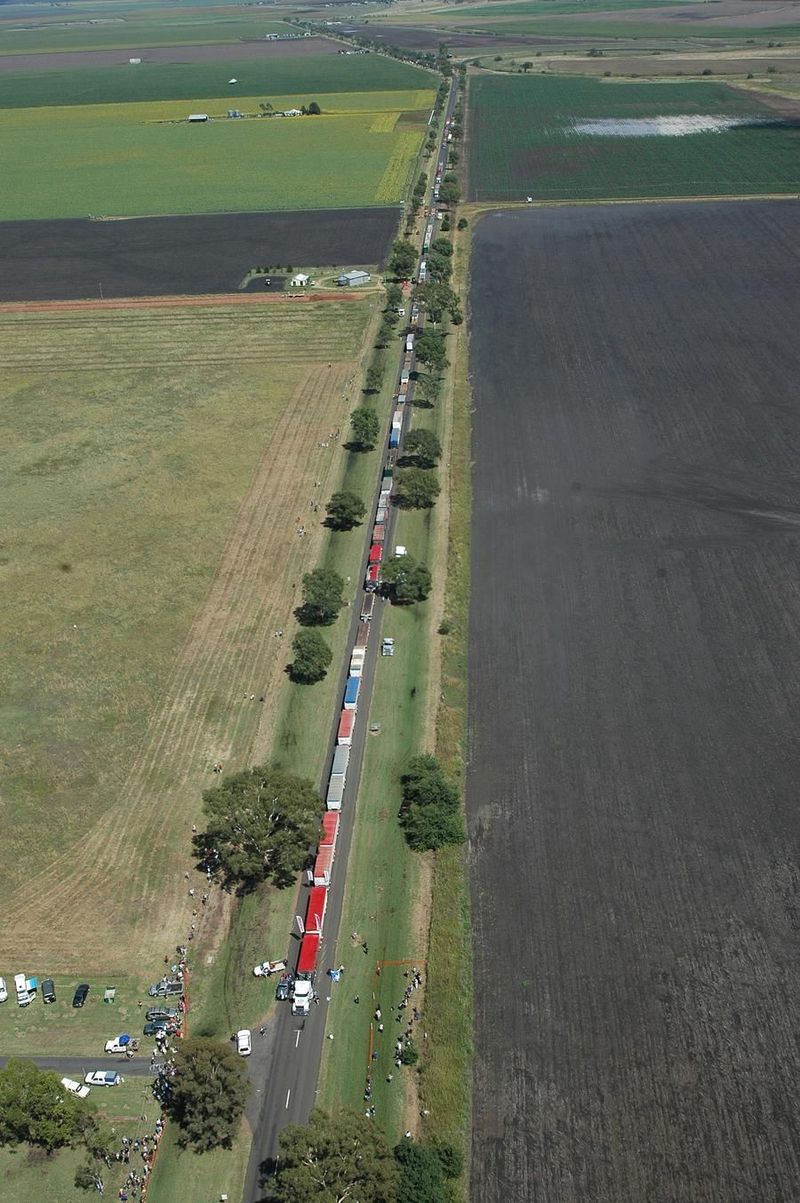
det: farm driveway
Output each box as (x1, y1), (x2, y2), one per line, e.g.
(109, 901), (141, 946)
(468, 200), (800, 1203)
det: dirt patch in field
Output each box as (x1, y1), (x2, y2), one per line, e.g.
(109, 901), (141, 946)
(586, 0), (800, 27)
(0, 36), (342, 73)
(2, 356), (365, 970)
(0, 209), (398, 303)
(468, 198), (800, 1202)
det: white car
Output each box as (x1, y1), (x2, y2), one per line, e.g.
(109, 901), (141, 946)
(84, 1071), (124, 1087)
(236, 1029), (252, 1056)
(0, 977), (7, 1003)
(104, 1036), (133, 1054)
(61, 1077), (91, 1099)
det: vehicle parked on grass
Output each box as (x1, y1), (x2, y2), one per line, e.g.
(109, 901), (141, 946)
(85, 1071), (124, 1087)
(236, 1029), (252, 1056)
(143, 1019), (178, 1036)
(147, 978), (183, 998)
(42, 979), (56, 1004)
(275, 973), (294, 1002)
(382, 638), (395, 657)
(105, 1035), (138, 1054)
(146, 1006), (179, 1021)
(72, 983), (89, 1008)
(253, 959), (287, 978)
(61, 1077), (91, 1099)
(15, 973), (34, 1007)
(0, 977), (8, 1003)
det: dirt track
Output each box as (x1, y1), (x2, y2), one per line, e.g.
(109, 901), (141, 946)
(0, 290), (363, 315)
(468, 199), (800, 1202)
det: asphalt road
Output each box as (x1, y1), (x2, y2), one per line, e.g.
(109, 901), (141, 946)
(467, 201), (800, 1202)
(241, 77), (460, 1203)
(0, 1054), (151, 1075)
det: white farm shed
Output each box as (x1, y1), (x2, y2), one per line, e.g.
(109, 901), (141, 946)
(337, 270), (370, 287)
(291, 273), (310, 287)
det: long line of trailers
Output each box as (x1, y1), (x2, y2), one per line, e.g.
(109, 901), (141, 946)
(291, 84), (450, 1018)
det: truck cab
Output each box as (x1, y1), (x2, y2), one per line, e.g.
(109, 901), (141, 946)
(292, 978), (314, 1016)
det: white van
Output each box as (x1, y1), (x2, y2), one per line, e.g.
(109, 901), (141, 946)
(14, 972), (34, 1007)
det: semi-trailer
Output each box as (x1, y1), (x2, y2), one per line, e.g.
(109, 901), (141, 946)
(360, 596), (375, 623)
(332, 745), (350, 778)
(337, 709), (354, 746)
(326, 774), (344, 811)
(349, 647), (366, 677)
(406, 333), (415, 352)
(320, 811), (340, 849)
(372, 523), (385, 544)
(343, 675), (360, 711)
(365, 563), (380, 590)
(313, 844), (333, 887)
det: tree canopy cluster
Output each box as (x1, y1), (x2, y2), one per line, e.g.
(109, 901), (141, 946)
(389, 238), (418, 280)
(297, 566), (345, 627)
(196, 764), (321, 889)
(0, 1060), (101, 1154)
(271, 1109), (464, 1203)
(290, 628), (333, 684)
(393, 467), (441, 511)
(400, 754), (464, 852)
(326, 490), (366, 531)
(402, 428), (441, 469)
(165, 1038), (249, 1152)
(381, 554), (432, 605)
(350, 405), (380, 450)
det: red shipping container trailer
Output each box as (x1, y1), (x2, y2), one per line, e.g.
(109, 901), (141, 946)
(320, 811), (340, 848)
(313, 845), (333, 887)
(305, 885), (328, 933)
(296, 932), (320, 977)
(369, 543), (383, 565)
(365, 562), (380, 589)
(337, 709), (355, 745)
(372, 523), (385, 544)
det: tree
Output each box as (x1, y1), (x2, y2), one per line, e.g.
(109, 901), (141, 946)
(166, 1038), (249, 1152)
(381, 555), (432, 604)
(439, 179), (461, 205)
(389, 239), (418, 280)
(0, 1060), (98, 1153)
(414, 282), (460, 325)
(415, 371), (443, 409)
(298, 566), (345, 626)
(326, 490), (367, 530)
(394, 468), (441, 510)
(398, 755), (464, 852)
(403, 428), (442, 468)
(274, 1108), (399, 1203)
(365, 363), (384, 393)
(429, 237), (452, 258)
(196, 765), (321, 889)
(259, 102), (273, 115)
(414, 331), (448, 372)
(289, 629), (332, 684)
(394, 1138), (446, 1202)
(350, 405), (380, 450)
(307, 100), (321, 114)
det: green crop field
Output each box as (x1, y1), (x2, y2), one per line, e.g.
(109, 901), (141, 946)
(468, 74), (800, 200)
(0, 54), (435, 110)
(0, 90), (432, 218)
(0, 11), (300, 55)
(0, 296), (374, 976)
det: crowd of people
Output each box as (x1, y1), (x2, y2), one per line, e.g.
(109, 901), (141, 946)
(361, 965), (426, 1120)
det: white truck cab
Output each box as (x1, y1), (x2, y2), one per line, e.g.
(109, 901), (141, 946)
(292, 979), (314, 1016)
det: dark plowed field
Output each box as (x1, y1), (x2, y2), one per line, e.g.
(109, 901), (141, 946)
(0, 208), (397, 302)
(468, 200), (800, 1203)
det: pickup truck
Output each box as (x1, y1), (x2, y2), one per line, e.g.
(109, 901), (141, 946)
(253, 959), (287, 978)
(104, 1035), (138, 1054)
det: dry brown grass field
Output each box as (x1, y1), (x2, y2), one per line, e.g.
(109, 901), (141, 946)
(0, 296), (374, 973)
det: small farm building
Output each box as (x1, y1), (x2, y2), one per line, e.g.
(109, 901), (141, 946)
(291, 273), (310, 287)
(188, 113), (209, 123)
(337, 270), (370, 287)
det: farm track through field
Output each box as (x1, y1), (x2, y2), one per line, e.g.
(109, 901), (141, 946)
(2, 363), (357, 969)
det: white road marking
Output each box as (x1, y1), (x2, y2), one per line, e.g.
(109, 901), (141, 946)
(295, 1030), (301, 1048)
(285, 1089), (291, 1109)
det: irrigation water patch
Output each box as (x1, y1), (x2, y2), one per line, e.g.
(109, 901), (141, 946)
(570, 114), (788, 137)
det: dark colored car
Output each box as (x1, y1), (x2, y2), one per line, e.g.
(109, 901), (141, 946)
(145, 1006), (179, 1022)
(42, 979), (56, 1004)
(143, 1019), (179, 1037)
(72, 983), (89, 1008)
(275, 972), (294, 1002)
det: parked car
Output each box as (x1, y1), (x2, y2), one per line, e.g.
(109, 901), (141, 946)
(15, 973), (34, 1007)
(275, 973), (294, 1002)
(84, 1071), (123, 1087)
(143, 1020), (176, 1037)
(381, 638), (395, 657)
(147, 978), (183, 998)
(61, 1077), (91, 1099)
(236, 1029), (252, 1056)
(42, 979), (56, 1004)
(0, 977), (8, 1003)
(72, 983), (90, 1008)
(145, 1006), (179, 1022)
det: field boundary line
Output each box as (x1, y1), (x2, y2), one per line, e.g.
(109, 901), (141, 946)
(0, 291), (368, 315)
